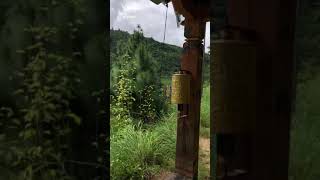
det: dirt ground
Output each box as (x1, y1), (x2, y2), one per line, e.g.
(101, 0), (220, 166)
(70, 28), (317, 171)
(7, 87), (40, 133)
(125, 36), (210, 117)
(199, 137), (210, 179)
(152, 137), (210, 180)
(199, 137), (210, 169)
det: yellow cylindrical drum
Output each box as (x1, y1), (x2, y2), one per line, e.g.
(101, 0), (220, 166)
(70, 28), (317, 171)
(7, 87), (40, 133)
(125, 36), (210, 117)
(211, 40), (257, 134)
(171, 71), (191, 104)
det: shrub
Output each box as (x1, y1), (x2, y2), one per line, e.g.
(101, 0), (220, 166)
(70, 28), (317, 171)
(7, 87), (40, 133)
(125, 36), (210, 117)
(111, 54), (136, 133)
(0, 25), (81, 180)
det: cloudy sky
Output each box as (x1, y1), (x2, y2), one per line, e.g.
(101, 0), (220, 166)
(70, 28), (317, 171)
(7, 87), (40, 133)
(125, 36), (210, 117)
(110, 0), (210, 52)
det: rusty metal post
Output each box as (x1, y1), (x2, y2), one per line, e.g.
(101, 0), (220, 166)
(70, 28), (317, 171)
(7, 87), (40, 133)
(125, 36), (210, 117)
(175, 17), (206, 179)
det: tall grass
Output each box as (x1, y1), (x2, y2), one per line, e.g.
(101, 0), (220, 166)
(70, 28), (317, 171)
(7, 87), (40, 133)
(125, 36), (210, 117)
(289, 73), (320, 180)
(110, 113), (176, 179)
(200, 84), (210, 138)
(110, 82), (211, 179)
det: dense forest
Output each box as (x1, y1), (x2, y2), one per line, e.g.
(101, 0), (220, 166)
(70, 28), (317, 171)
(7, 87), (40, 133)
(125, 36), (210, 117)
(110, 28), (210, 80)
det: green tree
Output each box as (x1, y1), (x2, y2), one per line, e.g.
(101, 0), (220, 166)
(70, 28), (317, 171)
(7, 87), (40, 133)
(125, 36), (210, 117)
(134, 43), (163, 122)
(111, 26), (166, 123)
(111, 54), (136, 133)
(0, 24), (81, 180)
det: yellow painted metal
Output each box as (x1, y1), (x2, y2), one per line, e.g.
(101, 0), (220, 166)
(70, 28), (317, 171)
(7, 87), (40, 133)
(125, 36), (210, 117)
(211, 40), (257, 133)
(171, 71), (191, 104)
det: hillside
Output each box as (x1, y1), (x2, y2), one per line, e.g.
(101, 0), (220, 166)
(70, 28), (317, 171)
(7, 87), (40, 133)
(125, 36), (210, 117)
(110, 29), (210, 79)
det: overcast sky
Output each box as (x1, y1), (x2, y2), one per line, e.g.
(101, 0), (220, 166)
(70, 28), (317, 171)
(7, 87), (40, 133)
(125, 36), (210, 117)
(110, 0), (210, 52)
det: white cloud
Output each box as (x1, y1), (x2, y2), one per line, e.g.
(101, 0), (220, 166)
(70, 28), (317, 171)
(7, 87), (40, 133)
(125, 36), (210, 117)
(110, 0), (210, 52)
(110, 0), (125, 27)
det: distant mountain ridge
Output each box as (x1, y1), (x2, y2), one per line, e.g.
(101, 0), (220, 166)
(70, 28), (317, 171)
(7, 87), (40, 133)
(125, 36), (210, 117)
(110, 29), (209, 78)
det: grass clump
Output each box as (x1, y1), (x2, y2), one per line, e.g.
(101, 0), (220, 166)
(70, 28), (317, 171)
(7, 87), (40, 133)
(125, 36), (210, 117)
(289, 73), (320, 180)
(200, 84), (210, 138)
(110, 113), (176, 180)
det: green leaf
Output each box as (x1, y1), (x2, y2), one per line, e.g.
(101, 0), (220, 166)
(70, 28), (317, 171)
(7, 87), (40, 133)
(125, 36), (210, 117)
(12, 119), (21, 126)
(24, 129), (36, 139)
(67, 113), (81, 125)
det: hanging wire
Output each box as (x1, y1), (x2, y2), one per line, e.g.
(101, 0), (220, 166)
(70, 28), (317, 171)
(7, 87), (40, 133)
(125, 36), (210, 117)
(163, 3), (169, 43)
(160, 3), (169, 80)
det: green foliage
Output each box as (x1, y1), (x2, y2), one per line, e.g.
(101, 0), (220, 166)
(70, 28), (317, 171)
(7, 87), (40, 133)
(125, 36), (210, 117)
(295, 3), (320, 82)
(111, 26), (167, 123)
(111, 55), (136, 133)
(0, 0), (107, 179)
(136, 85), (158, 123)
(133, 41), (165, 122)
(202, 53), (210, 84)
(110, 81), (211, 179)
(0, 0), (95, 179)
(200, 84), (210, 127)
(110, 113), (176, 180)
(110, 28), (178, 177)
(2, 24), (80, 180)
(110, 29), (210, 81)
(126, 25), (145, 58)
(289, 72), (320, 180)
(111, 124), (162, 179)
(134, 43), (159, 90)
(288, 3), (320, 180)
